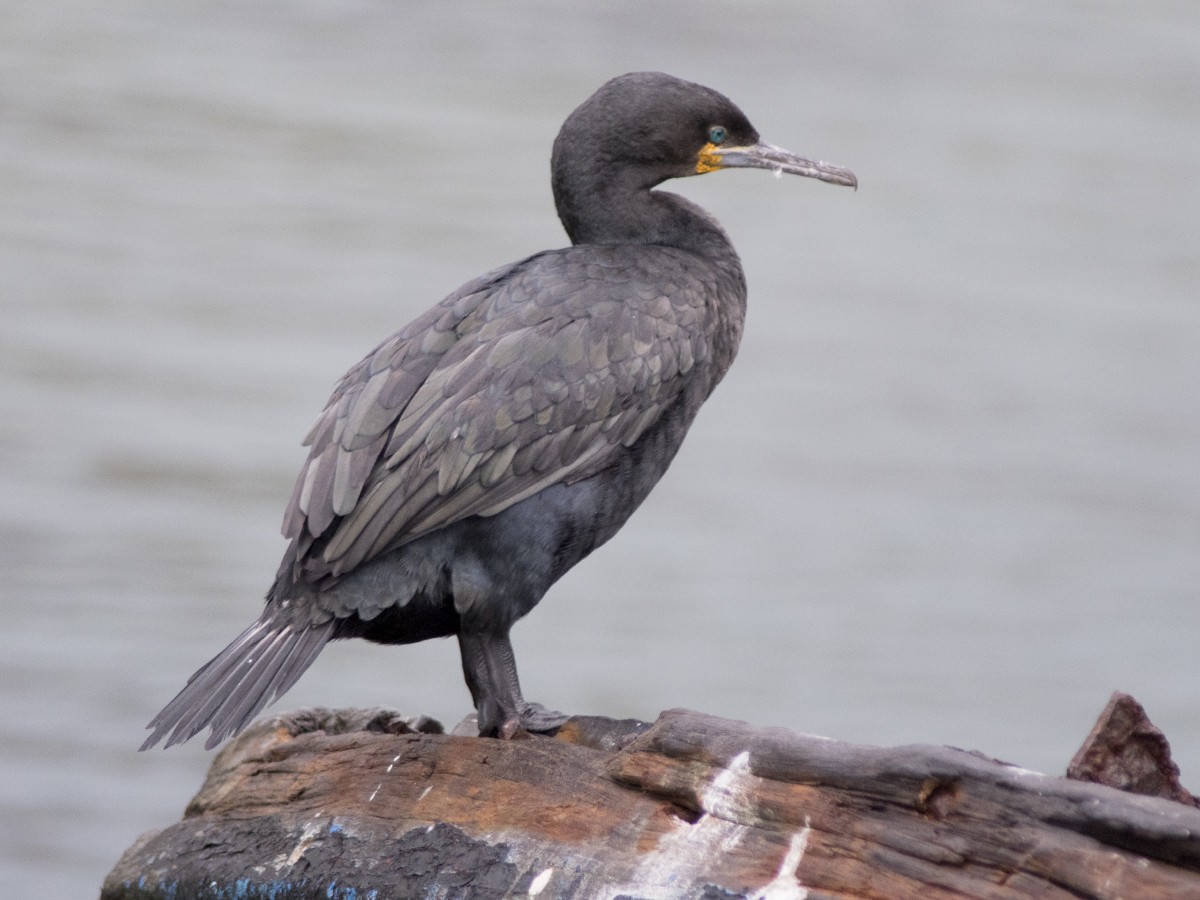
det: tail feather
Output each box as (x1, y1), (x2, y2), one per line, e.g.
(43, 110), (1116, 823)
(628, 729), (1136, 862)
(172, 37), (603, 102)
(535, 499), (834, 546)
(203, 626), (297, 747)
(275, 624), (334, 698)
(140, 616), (336, 750)
(160, 620), (275, 735)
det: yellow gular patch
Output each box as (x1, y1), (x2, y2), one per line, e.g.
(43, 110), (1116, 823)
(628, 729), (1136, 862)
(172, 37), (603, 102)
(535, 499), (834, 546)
(695, 141), (723, 174)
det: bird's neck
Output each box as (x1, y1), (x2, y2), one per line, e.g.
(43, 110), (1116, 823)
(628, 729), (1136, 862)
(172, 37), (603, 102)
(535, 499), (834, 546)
(555, 175), (742, 272)
(554, 180), (748, 361)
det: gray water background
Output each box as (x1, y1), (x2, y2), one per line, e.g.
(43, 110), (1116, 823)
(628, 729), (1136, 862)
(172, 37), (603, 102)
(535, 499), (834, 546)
(2, 1), (1198, 895)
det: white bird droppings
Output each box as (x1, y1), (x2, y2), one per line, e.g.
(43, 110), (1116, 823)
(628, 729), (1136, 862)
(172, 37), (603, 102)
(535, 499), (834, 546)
(283, 820), (324, 867)
(527, 867), (554, 896)
(600, 750), (756, 898)
(752, 821), (811, 900)
(701, 750), (754, 819)
(369, 753), (407, 802)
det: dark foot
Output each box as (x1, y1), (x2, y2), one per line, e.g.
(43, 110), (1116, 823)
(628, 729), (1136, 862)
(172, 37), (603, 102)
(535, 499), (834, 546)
(519, 702), (570, 733)
(458, 631), (569, 738)
(493, 702), (571, 739)
(478, 701), (570, 739)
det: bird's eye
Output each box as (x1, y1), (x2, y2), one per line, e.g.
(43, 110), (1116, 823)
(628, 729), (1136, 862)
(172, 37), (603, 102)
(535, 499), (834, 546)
(708, 126), (727, 145)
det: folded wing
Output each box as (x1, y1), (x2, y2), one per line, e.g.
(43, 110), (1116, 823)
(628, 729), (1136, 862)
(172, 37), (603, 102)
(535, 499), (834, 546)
(281, 247), (712, 583)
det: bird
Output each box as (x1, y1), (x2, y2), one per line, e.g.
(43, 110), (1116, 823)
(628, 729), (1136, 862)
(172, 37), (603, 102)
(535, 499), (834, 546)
(141, 71), (856, 750)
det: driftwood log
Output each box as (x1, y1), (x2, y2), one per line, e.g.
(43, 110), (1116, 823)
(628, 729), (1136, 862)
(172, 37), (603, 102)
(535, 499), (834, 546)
(105, 697), (1200, 899)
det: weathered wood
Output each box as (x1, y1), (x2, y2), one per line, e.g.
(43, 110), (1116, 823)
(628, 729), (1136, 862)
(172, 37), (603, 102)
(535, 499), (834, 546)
(1067, 691), (1199, 807)
(106, 706), (1200, 899)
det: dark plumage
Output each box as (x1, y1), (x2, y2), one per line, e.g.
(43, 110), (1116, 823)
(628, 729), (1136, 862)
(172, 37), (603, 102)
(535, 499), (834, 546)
(142, 72), (855, 749)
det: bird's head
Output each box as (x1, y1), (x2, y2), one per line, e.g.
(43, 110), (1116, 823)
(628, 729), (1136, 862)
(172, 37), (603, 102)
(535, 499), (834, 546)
(552, 72), (856, 193)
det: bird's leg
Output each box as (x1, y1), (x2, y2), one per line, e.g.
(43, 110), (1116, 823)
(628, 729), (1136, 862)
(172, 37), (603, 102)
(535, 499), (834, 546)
(457, 631), (569, 738)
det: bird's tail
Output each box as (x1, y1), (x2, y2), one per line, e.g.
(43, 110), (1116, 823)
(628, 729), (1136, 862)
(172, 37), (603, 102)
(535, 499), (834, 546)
(140, 615), (335, 750)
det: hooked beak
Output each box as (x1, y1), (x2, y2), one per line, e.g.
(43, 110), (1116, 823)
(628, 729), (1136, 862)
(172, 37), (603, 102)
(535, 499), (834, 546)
(705, 140), (857, 189)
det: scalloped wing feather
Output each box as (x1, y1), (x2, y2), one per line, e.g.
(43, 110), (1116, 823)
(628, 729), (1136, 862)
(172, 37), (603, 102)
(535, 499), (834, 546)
(282, 246), (715, 582)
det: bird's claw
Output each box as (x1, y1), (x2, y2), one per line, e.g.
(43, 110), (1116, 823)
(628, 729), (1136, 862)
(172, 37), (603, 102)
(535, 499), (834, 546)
(517, 702), (570, 734)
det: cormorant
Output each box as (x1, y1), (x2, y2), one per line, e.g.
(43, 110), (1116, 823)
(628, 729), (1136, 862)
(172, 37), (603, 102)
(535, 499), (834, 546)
(141, 72), (855, 749)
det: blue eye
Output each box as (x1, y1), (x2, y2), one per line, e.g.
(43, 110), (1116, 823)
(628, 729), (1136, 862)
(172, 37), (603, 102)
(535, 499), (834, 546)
(708, 126), (727, 145)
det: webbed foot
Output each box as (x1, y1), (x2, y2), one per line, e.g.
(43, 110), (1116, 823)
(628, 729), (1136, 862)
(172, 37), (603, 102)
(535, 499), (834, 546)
(458, 631), (570, 739)
(518, 701), (570, 733)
